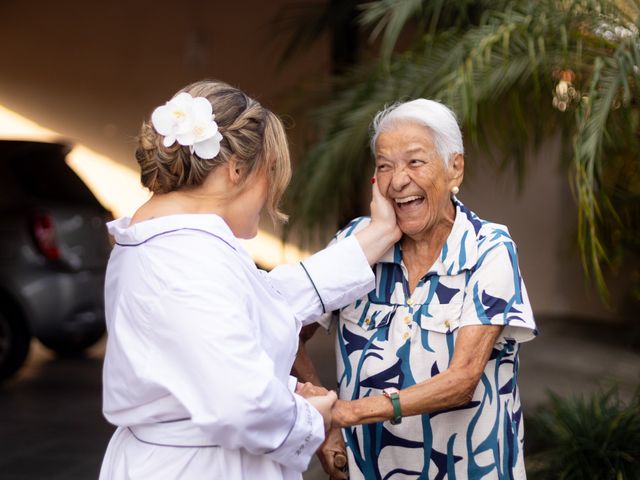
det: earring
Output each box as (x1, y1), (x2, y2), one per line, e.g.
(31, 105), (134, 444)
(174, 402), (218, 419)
(451, 185), (460, 195)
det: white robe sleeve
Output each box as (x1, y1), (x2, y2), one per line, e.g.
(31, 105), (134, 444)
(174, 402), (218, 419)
(143, 241), (324, 472)
(267, 235), (375, 326)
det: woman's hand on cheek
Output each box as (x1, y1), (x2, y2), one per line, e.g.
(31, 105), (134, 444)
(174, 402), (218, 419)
(354, 178), (402, 265)
(369, 178), (401, 243)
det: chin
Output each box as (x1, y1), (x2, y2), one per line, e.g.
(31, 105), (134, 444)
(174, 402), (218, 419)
(397, 219), (427, 237)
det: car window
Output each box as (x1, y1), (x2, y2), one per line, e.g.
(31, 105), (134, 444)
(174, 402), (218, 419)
(0, 142), (102, 208)
(0, 160), (27, 209)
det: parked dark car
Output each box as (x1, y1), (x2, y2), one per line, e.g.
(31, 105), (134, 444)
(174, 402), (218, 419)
(0, 140), (112, 380)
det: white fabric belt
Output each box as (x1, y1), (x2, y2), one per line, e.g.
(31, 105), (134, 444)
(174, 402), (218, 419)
(128, 419), (220, 448)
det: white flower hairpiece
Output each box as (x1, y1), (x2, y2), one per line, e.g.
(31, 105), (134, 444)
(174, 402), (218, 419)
(151, 92), (223, 160)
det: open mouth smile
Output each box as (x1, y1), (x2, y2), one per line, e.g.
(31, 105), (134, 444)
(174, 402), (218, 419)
(394, 195), (425, 210)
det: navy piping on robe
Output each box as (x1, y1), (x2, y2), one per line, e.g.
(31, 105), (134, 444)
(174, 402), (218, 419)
(127, 426), (220, 449)
(115, 228), (236, 251)
(300, 262), (326, 314)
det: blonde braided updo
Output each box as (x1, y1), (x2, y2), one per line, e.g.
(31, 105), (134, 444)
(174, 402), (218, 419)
(135, 80), (291, 223)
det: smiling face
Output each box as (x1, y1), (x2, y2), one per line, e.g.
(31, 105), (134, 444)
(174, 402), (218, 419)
(375, 121), (463, 242)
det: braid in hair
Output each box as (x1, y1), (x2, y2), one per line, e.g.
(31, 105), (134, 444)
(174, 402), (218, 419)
(135, 79), (291, 222)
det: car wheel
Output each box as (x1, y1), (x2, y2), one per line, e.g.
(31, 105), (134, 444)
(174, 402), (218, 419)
(39, 327), (104, 357)
(0, 307), (31, 381)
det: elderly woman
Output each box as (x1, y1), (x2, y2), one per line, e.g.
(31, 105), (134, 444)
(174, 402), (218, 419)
(294, 99), (537, 479)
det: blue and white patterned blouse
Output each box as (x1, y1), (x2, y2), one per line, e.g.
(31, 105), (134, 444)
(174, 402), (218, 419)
(319, 199), (537, 480)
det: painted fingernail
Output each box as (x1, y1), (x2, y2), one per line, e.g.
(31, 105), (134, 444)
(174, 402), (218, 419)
(371, 177), (376, 184)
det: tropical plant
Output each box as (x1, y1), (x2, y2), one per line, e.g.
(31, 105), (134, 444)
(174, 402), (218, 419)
(281, 0), (640, 304)
(526, 388), (640, 479)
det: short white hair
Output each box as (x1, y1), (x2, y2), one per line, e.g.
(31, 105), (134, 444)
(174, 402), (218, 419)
(370, 99), (464, 165)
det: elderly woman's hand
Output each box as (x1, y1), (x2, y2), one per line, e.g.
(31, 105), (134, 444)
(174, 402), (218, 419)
(317, 427), (349, 480)
(330, 399), (361, 428)
(307, 391), (338, 432)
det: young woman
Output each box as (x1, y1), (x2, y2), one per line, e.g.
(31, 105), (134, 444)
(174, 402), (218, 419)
(99, 80), (401, 480)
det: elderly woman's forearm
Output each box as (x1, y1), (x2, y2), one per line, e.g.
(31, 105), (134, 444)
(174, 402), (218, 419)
(393, 326), (503, 419)
(398, 369), (477, 415)
(336, 325), (503, 426)
(339, 369), (477, 426)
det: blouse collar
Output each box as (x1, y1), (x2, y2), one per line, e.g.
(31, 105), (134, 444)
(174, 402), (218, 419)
(378, 198), (481, 276)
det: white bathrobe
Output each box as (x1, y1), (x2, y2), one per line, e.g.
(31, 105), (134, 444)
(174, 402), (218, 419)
(100, 214), (374, 480)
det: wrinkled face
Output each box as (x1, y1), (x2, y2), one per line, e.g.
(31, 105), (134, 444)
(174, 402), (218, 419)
(375, 122), (460, 239)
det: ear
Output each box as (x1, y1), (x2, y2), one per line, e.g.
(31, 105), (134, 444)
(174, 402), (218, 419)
(226, 157), (244, 185)
(448, 153), (464, 189)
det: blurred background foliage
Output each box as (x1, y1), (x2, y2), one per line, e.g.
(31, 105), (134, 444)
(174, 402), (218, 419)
(526, 388), (640, 479)
(275, 0), (640, 306)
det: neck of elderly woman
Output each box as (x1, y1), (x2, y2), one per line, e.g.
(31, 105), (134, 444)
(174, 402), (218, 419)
(401, 198), (456, 292)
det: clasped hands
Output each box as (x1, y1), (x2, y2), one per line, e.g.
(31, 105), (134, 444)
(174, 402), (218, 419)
(296, 382), (355, 479)
(295, 382), (356, 428)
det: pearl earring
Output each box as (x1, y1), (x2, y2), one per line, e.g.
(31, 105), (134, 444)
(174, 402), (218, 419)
(451, 186), (460, 195)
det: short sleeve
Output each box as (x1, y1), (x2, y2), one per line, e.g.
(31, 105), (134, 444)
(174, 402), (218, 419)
(460, 241), (537, 343)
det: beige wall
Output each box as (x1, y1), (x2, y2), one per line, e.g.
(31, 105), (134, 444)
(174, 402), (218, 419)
(460, 135), (612, 319)
(0, 0), (328, 169)
(0, 1), (614, 319)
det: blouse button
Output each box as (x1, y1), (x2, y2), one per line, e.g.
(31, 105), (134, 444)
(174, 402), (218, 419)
(404, 316), (411, 325)
(444, 319), (451, 329)
(402, 332), (410, 340)
(407, 298), (414, 305)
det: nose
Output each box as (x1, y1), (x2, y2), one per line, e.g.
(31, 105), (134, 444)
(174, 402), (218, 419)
(390, 167), (411, 191)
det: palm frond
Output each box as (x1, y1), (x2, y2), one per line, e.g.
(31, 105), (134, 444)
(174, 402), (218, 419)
(359, 0), (425, 62)
(572, 30), (640, 301)
(527, 388), (640, 479)
(284, 0), (640, 303)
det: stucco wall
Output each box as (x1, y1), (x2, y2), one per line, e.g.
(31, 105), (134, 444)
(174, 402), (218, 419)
(0, 0), (328, 168)
(0, 1), (613, 319)
(460, 135), (612, 319)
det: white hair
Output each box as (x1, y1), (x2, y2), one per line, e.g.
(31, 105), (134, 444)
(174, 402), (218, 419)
(370, 99), (464, 165)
